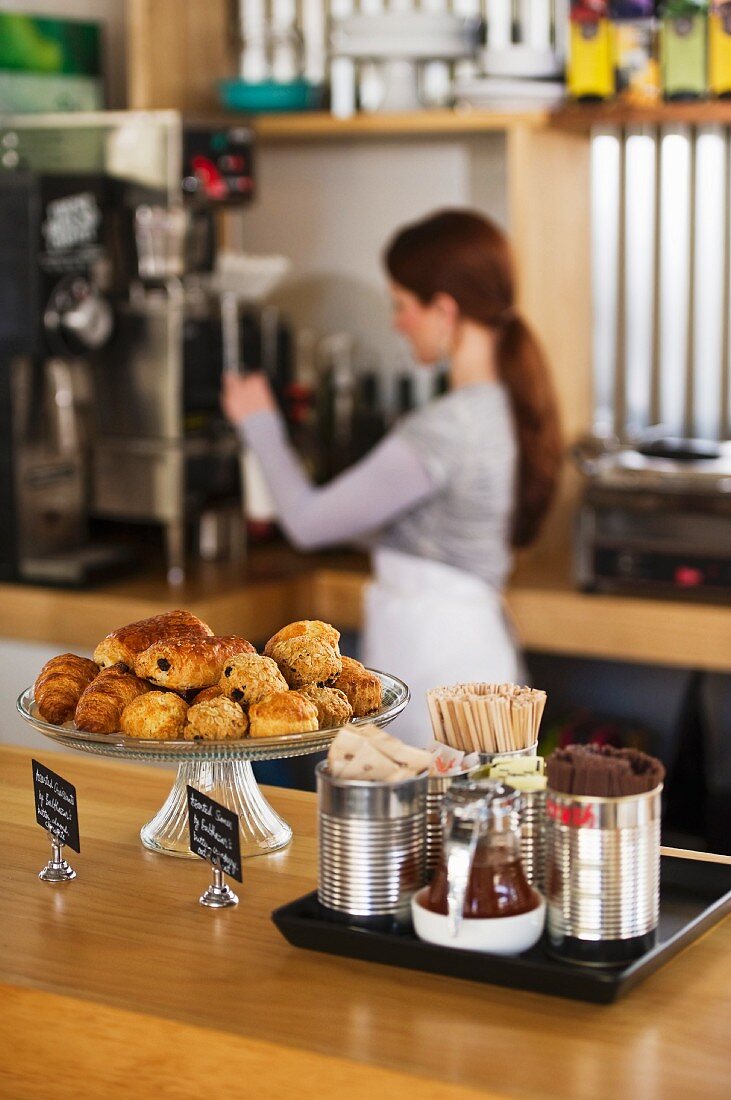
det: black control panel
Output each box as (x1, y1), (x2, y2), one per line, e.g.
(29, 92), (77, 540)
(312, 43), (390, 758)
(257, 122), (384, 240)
(591, 547), (731, 600)
(182, 125), (255, 205)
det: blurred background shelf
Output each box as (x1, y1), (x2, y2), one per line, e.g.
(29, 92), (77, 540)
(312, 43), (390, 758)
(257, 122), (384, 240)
(551, 101), (731, 131)
(252, 109), (551, 141)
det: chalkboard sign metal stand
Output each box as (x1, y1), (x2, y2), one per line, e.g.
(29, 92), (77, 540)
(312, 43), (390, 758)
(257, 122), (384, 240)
(200, 858), (238, 908)
(38, 828), (76, 883)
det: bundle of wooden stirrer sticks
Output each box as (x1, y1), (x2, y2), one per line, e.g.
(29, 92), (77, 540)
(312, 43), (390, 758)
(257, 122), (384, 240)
(427, 683), (546, 755)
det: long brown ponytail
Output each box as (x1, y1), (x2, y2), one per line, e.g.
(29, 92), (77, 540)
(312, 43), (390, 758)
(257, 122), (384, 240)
(385, 209), (563, 548)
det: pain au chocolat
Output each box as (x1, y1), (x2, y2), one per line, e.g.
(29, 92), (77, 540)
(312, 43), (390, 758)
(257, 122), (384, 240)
(34, 653), (100, 725)
(93, 610), (213, 670)
(134, 635), (256, 692)
(75, 664), (150, 734)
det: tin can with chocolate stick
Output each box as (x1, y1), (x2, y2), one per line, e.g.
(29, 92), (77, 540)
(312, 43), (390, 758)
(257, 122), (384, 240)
(545, 785), (662, 965)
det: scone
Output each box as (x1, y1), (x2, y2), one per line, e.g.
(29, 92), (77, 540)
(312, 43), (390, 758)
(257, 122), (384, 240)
(264, 620), (341, 658)
(190, 685), (222, 706)
(93, 610), (213, 669)
(120, 691), (188, 740)
(248, 691), (319, 739)
(34, 653), (99, 725)
(183, 697), (248, 741)
(134, 635), (256, 691)
(219, 653), (288, 707)
(268, 636), (342, 690)
(332, 656), (383, 718)
(75, 664), (150, 734)
(299, 685), (353, 730)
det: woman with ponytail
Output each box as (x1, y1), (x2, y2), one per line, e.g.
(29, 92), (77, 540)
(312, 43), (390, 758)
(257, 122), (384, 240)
(222, 209), (563, 747)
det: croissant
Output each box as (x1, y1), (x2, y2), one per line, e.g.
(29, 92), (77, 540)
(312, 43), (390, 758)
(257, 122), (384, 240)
(34, 654), (99, 725)
(75, 664), (151, 734)
(134, 635), (256, 692)
(93, 610), (214, 669)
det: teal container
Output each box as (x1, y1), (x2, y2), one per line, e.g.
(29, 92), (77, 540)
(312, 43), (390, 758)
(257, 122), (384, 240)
(218, 79), (324, 114)
(661, 4), (708, 98)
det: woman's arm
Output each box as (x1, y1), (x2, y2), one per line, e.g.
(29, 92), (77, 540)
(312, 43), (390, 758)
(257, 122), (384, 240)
(238, 409), (437, 551)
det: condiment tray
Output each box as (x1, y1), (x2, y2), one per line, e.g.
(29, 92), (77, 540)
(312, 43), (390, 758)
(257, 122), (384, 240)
(271, 855), (730, 1004)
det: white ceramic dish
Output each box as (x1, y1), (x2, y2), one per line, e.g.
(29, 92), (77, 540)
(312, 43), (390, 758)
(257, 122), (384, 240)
(411, 888), (546, 955)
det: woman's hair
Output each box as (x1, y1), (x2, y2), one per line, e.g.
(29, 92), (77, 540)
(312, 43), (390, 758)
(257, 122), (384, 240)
(384, 208), (563, 548)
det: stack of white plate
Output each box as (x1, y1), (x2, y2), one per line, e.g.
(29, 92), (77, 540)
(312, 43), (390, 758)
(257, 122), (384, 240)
(454, 76), (566, 112)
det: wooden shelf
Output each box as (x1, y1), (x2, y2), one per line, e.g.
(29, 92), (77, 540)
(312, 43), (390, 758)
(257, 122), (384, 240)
(5, 550), (722, 672)
(252, 108), (549, 141)
(552, 100), (731, 131)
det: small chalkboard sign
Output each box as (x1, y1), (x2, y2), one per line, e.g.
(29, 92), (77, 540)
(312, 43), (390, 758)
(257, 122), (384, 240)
(186, 786), (242, 883)
(32, 759), (80, 853)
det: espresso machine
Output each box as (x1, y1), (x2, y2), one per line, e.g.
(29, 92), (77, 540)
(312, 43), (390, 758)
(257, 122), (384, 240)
(0, 111), (255, 585)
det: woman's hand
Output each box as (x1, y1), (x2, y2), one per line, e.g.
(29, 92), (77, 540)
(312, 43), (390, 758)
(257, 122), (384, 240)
(221, 371), (277, 425)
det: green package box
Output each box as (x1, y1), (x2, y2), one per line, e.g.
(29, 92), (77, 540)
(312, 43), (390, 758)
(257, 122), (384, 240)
(0, 12), (103, 112)
(661, 5), (708, 98)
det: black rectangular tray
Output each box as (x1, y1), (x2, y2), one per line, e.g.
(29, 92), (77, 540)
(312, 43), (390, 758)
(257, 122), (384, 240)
(271, 856), (730, 1004)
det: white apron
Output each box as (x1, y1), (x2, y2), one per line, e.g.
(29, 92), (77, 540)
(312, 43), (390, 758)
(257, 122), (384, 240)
(362, 548), (523, 748)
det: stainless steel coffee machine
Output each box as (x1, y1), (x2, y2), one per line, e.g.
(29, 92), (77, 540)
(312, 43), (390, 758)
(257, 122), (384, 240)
(0, 111), (255, 584)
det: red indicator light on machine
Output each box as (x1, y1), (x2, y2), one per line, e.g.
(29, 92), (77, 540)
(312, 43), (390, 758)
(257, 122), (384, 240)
(674, 566), (703, 587)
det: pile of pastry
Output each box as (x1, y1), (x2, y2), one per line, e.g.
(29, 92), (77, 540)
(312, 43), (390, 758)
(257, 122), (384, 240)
(32, 610), (383, 742)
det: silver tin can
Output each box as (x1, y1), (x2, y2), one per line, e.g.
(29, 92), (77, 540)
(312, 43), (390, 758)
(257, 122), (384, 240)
(545, 785), (662, 966)
(426, 773), (458, 878)
(475, 742), (538, 767)
(316, 762), (427, 927)
(518, 788), (546, 894)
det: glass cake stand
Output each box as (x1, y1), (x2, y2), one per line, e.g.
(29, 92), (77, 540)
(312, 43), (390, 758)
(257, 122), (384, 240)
(17, 671), (408, 859)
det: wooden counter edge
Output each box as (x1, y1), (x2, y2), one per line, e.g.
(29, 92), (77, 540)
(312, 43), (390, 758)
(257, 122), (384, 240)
(1, 563), (730, 672)
(0, 982), (497, 1100)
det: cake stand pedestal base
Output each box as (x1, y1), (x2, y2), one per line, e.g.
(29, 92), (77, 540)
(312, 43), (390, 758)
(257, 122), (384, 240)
(140, 759), (292, 858)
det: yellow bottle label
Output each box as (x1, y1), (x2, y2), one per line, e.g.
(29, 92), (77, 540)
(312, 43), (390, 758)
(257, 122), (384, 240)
(568, 20), (615, 100)
(709, 12), (731, 95)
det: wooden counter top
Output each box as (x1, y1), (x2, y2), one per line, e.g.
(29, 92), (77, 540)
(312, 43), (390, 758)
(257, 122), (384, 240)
(2, 746), (729, 1099)
(1, 545), (730, 672)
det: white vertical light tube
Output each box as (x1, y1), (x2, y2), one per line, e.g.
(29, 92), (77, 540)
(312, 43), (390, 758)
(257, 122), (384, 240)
(590, 128), (621, 438)
(239, 0), (268, 82)
(658, 126), (692, 438)
(552, 0), (570, 63)
(421, 0), (451, 106)
(623, 127), (657, 436)
(453, 0), (481, 81)
(524, 0), (552, 51)
(488, 0), (513, 50)
(692, 126), (727, 441)
(271, 0), (299, 82)
(330, 0), (356, 117)
(302, 0), (327, 84)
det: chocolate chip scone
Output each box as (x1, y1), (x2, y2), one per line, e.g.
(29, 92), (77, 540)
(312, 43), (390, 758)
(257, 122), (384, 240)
(219, 653), (288, 706)
(298, 685), (353, 729)
(264, 619), (341, 658)
(332, 656), (383, 718)
(268, 636), (341, 690)
(183, 696), (248, 741)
